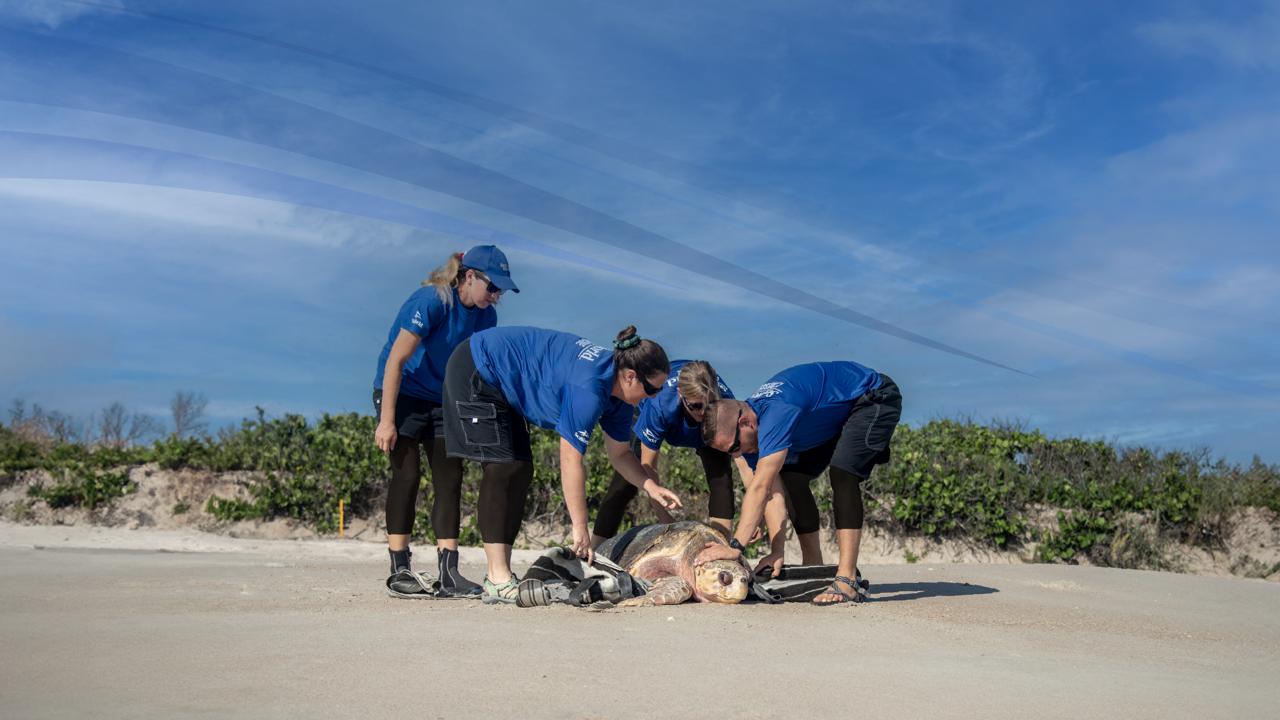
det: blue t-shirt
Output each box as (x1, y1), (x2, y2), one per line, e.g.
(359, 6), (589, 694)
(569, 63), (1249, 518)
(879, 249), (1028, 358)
(633, 360), (735, 451)
(469, 326), (634, 453)
(743, 361), (882, 468)
(373, 286), (497, 403)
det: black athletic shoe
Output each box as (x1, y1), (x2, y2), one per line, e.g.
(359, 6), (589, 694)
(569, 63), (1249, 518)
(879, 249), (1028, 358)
(436, 548), (483, 598)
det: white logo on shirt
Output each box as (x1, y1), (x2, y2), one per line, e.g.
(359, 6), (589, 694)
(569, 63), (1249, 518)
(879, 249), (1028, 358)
(750, 381), (784, 399)
(574, 430), (591, 445)
(642, 428), (658, 444)
(575, 338), (607, 361)
(411, 310), (424, 328)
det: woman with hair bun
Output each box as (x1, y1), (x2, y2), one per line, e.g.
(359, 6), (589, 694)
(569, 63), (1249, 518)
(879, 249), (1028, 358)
(441, 324), (683, 604)
(591, 359), (758, 544)
(372, 245), (519, 599)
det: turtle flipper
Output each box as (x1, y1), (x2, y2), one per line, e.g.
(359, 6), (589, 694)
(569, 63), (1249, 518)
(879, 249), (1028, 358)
(618, 575), (693, 607)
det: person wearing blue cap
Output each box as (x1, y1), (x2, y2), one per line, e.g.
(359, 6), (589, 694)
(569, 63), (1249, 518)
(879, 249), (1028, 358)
(440, 324), (684, 603)
(372, 245), (519, 599)
(702, 361), (903, 606)
(590, 359), (760, 544)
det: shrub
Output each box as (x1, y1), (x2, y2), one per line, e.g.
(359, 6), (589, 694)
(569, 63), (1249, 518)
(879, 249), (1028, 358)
(0, 424), (43, 475)
(8, 408), (1278, 575)
(869, 421), (1035, 547)
(28, 466), (135, 510)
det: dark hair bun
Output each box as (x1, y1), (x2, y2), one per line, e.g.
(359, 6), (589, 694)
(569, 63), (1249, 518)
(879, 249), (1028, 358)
(613, 325), (641, 350)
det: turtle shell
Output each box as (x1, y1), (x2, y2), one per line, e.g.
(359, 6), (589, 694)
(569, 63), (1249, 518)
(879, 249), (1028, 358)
(601, 522), (748, 604)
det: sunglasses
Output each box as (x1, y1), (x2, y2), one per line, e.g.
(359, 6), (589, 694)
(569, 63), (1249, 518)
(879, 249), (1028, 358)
(727, 407), (744, 454)
(639, 374), (662, 397)
(681, 396), (705, 415)
(472, 271), (502, 295)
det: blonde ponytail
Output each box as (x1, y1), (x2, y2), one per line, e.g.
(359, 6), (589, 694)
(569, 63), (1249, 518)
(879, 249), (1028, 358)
(422, 252), (467, 306)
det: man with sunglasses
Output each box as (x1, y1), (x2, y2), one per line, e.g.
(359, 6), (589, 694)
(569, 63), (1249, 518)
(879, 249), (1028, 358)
(702, 361), (903, 606)
(591, 360), (760, 545)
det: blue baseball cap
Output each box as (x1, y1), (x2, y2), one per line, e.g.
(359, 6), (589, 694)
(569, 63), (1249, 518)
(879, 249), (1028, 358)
(461, 245), (519, 293)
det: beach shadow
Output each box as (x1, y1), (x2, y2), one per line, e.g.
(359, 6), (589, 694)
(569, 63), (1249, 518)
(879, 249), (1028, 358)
(868, 581), (999, 603)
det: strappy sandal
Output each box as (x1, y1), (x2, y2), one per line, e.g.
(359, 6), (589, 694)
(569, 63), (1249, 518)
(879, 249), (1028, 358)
(385, 568), (438, 599)
(482, 575), (520, 605)
(812, 575), (867, 606)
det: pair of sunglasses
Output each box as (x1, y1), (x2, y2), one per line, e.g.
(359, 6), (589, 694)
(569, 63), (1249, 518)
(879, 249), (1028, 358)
(728, 407), (744, 454)
(469, 269), (502, 295)
(639, 374), (661, 396)
(681, 396), (705, 415)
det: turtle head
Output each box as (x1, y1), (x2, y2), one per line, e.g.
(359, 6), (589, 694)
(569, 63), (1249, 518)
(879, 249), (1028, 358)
(692, 559), (750, 604)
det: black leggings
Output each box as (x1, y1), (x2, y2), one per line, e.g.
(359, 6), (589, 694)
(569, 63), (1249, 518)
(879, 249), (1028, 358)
(387, 439), (534, 543)
(592, 446), (736, 539)
(782, 471), (822, 535)
(782, 467), (866, 532)
(386, 436), (466, 537)
(476, 460), (535, 544)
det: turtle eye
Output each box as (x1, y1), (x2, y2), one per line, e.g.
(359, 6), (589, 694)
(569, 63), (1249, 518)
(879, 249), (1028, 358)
(718, 571), (733, 586)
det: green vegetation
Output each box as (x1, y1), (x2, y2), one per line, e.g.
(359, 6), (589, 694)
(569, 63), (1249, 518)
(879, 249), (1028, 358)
(27, 465), (136, 510)
(3, 411), (1278, 571)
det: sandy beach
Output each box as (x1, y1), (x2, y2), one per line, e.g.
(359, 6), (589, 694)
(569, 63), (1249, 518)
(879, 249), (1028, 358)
(1, 521), (1277, 719)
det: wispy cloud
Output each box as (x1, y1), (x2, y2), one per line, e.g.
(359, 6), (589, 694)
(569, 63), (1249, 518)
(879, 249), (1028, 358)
(3, 2), (1279, 459)
(1138, 2), (1280, 70)
(0, 0), (121, 29)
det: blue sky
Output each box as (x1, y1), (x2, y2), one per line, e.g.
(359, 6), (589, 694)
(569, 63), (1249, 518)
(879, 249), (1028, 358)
(1, 0), (1278, 461)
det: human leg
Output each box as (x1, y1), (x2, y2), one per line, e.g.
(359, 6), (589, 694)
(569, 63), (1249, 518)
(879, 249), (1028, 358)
(812, 377), (902, 605)
(385, 437), (421, 554)
(697, 447), (735, 535)
(423, 433), (483, 597)
(374, 389), (439, 597)
(592, 432), (643, 544)
(592, 471), (639, 545)
(781, 471), (824, 565)
(477, 459), (532, 603)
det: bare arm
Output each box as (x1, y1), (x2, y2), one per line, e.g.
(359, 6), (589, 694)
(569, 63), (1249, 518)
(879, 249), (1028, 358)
(559, 437), (593, 560)
(639, 444), (662, 483)
(733, 450), (787, 547)
(375, 329), (422, 453)
(606, 435), (683, 511)
(757, 474), (791, 572)
(639, 444), (673, 523)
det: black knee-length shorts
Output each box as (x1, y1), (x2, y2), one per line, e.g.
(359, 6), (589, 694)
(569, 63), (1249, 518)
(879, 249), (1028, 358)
(441, 339), (533, 463)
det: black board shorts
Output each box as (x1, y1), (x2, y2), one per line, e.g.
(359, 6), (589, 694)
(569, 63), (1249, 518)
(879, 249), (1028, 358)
(783, 374), (903, 481)
(441, 338), (533, 463)
(372, 389), (443, 443)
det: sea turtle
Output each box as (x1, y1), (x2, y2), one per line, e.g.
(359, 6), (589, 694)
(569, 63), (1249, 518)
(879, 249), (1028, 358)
(597, 521), (750, 607)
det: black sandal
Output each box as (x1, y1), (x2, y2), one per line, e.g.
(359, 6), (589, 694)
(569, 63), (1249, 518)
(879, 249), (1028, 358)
(812, 575), (867, 606)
